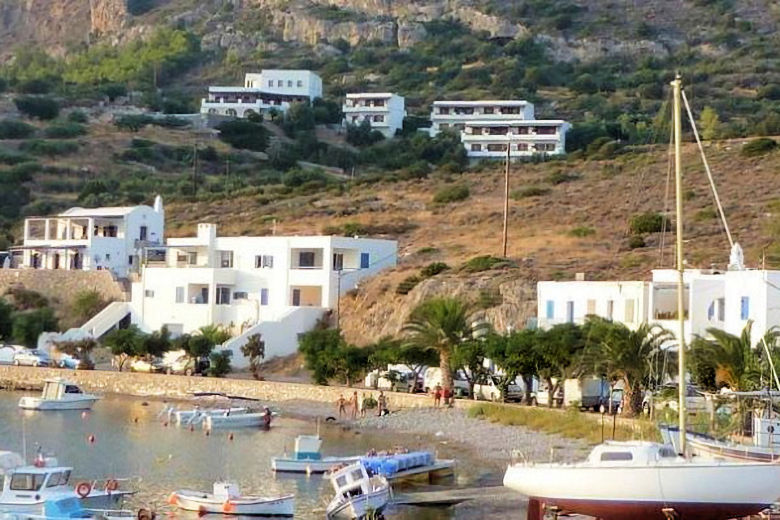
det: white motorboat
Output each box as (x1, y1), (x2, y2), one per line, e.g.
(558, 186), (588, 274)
(271, 435), (360, 474)
(0, 451), (132, 514)
(18, 380), (99, 411)
(325, 462), (391, 520)
(0, 497), (136, 520)
(168, 482), (293, 516)
(503, 75), (780, 520)
(203, 408), (275, 430)
(171, 407), (248, 426)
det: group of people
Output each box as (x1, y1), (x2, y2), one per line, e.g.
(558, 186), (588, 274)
(431, 384), (454, 408)
(336, 390), (389, 419)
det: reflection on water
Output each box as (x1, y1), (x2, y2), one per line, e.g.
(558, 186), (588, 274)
(0, 392), (474, 519)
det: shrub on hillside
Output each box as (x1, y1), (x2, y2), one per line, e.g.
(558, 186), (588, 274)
(512, 186), (551, 199)
(0, 148), (33, 165)
(0, 162), (39, 183)
(433, 184), (470, 204)
(114, 114), (154, 132)
(460, 255), (511, 273)
(420, 262), (450, 277)
(14, 96), (60, 120)
(282, 169), (328, 188)
(0, 119), (36, 139)
(346, 119), (385, 147)
(628, 235), (646, 249)
(0, 78), (6, 93)
(396, 275), (421, 295)
(215, 120), (269, 151)
(741, 138), (777, 157)
(100, 83), (128, 102)
(568, 226), (596, 238)
(67, 110), (89, 123)
(19, 139), (79, 157)
(17, 79), (52, 95)
(629, 212), (668, 234)
(547, 172), (580, 185)
(44, 122), (87, 139)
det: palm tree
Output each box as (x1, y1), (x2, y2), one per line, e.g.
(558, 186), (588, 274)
(689, 322), (761, 392)
(584, 317), (671, 416)
(402, 297), (484, 392)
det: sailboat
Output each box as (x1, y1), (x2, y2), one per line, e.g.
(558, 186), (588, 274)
(503, 75), (780, 520)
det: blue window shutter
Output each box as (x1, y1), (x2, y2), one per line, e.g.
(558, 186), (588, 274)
(708, 302), (715, 320)
(260, 288), (269, 306)
(741, 296), (749, 320)
(360, 253), (370, 269)
(546, 300), (554, 319)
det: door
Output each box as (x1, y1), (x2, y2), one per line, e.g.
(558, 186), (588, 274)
(139, 226), (148, 241)
(292, 289), (301, 306)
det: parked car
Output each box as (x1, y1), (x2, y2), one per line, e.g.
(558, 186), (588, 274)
(0, 345), (24, 365)
(423, 367), (470, 397)
(164, 355), (209, 376)
(473, 375), (525, 402)
(130, 357), (165, 373)
(642, 384), (708, 415)
(534, 381), (564, 407)
(57, 353), (85, 369)
(13, 349), (51, 367)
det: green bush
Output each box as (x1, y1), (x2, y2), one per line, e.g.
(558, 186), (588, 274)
(67, 110), (89, 123)
(0, 148), (32, 165)
(0, 119), (36, 139)
(114, 114), (154, 132)
(512, 186), (551, 199)
(547, 172), (580, 185)
(19, 140), (79, 157)
(396, 275), (421, 295)
(629, 212), (668, 234)
(44, 122), (87, 139)
(420, 262), (449, 277)
(14, 96), (60, 120)
(460, 255), (511, 273)
(433, 184), (470, 204)
(568, 226), (596, 237)
(741, 138), (777, 157)
(628, 235), (646, 249)
(216, 120), (269, 151)
(208, 351), (232, 377)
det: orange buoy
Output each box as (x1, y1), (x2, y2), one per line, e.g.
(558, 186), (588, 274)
(87, 434), (96, 444)
(228, 433), (234, 441)
(222, 501), (235, 514)
(167, 493), (178, 506)
(105, 479), (119, 492)
(81, 411), (88, 419)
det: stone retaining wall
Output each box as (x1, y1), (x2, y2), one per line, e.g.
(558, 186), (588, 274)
(0, 269), (127, 303)
(0, 366), (460, 410)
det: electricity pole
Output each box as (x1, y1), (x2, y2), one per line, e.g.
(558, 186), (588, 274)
(502, 132), (511, 257)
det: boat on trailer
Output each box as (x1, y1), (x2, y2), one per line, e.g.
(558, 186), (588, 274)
(325, 462), (390, 519)
(18, 380), (99, 411)
(168, 482), (294, 517)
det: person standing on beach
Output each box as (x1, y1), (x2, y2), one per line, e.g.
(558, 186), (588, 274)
(350, 391), (359, 419)
(359, 392), (368, 418)
(442, 386), (451, 407)
(377, 391), (387, 416)
(337, 394), (347, 419)
(434, 384), (442, 408)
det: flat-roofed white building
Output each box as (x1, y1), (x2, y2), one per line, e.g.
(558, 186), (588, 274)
(429, 100), (536, 137)
(342, 93), (406, 138)
(201, 70), (323, 118)
(461, 119), (569, 158)
(127, 223), (397, 365)
(12, 197), (165, 278)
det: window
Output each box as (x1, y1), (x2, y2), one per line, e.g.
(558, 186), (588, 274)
(260, 288), (269, 306)
(483, 107), (494, 114)
(277, 80), (283, 87)
(600, 452), (633, 461)
(535, 143), (557, 152)
(105, 254), (111, 261)
(333, 253), (344, 271)
(187, 252), (197, 265)
(216, 287), (231, 305)
(545, 300), (554, 319)
(175, 287), (184, 304)
(46, 471), (69, 488)
(516, 143), (529, 151)
(487, 144), (507, 152)
(255, 255), (263, 269)
(488, 127), (508, 135)
(139, 226), (148, 241)
(128, 255), (134, 266)
(287, 80), (293, 87)
(145, 290), (154, 298)
(10, 473), (45, 491)
(65, 385), (82, 394)
(297, 80), (303, 87)
(517, 127), (529, 134)
(470, 144), (482, 152)
(292, 288), (301, 306)
(586, 299), (596, 315)
(438, 107), (450, 115)
(268, 80), (273, 87)
(607, 300), (614, 320)
(299, 252), (316, 268)
(536, 126), (557, 135)
(233, 291), (248, 300)
(374, 115), (384, 122)
(566, 301), (574, 323)
(360, 253), (370, 269)
(717, 297), (725, 321)
(471, 127), (483, 135)
(220, 250), (234, 268)
(741, 296), (750, 320)
(625, 299), (636, 323)
(263, 255), (273, 268)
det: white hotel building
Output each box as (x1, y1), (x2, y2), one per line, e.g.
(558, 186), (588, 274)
(342, 93), (406, 138)
(537, 245), (780, 348)
(11, 198), (164, 278)
(201, 70), (323, 118)
(428, 100), (569, 158)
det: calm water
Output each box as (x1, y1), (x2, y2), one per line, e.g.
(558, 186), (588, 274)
(0, 391), (491, 519)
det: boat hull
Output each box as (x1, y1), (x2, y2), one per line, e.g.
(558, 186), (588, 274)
(662, 425), (780, 462)
(18, 397), (99, 410)
(272, 456), (361, 474)
(173, 408), (247, 425)
(171, 492), (294, 516)
(326, 486), (391, 519)
(204, 413), (268, 430)
(504, 461), (780, 520)
(0, 491), (129, 514)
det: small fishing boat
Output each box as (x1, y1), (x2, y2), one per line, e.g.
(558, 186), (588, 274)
(168, 482), (294, 516)
(18, 380), (99, 411)
(0, 496), (136, 520)
(325, 462), (391, 520)
(0, 451), (132, 513)
(271, 435), (360, 474)
(169, 407), (249, 426)
(203, 407), (275, 430)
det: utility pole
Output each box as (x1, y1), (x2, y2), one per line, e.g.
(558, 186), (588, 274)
(336, 269), (342, 330)
(191, 144), (198, 198)
(502, 132), (511, 257)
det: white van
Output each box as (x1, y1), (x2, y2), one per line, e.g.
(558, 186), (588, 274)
(423, 367), (470, 396)
(0, 345), (24, 365)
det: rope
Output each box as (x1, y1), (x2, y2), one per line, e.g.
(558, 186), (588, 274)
(680, 89), (734, 248)
(658, 116), (675, 268)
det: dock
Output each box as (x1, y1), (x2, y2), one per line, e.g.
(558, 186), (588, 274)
(386, 459), (456, 484)
(392, 485), (512, 506)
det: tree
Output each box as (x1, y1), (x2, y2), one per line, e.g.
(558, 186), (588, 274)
(346, 119), (384, 147)
(103, 325), (143, 371)
(71, 290), (107, 325)
(700, 106), (722, 141)
(199, 324), (231, 346)
(396, 343), (439, 393)
(0, 299), (13, 340)
(240, 334), (265, 380)
(584, 317), (671, 416)
(536, 323), (586, 407)
(336, 345), (369, 387)
(299, 328), (344, 385)
(689, 322), (762, 392)
(140, 326), (171, 358)
(14, 96), (60, 120)
(215, 120), (269, 151)
(54, 338), (97, 369)
(208, 351), (232, 377)
(182, 334), (215, 361)
(486, 329), (541, 404)
(403, 297), (484, 392)
(452, 339), (489, 399)
(12, 308), (58, 347)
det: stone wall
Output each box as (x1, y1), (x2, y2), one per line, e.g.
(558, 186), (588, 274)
(0, 269), (127, 304)
(0, 366), (462, 410)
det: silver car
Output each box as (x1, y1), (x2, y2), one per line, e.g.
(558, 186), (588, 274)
(13, 349), (51, 367)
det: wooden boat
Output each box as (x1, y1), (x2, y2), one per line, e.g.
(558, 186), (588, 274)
(18, 379), (99, 411)
(271, 435), (360, 474)
(325, 462), (391, 519)
(503, 75), (780, 520)
(168, 482), (294, 516)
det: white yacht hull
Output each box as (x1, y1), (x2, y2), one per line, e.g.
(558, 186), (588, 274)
(272, 456), (361, 474)
(204, 413), (269, 430)
(18, 396), (99, 411)
(0, 492), (129, 514)
(170, 491), (294, 516)
(173, 408), (247, 425)
(662, 425), (780, 462)
(504, 461), (780, 520)
(325, 485), (391, 519)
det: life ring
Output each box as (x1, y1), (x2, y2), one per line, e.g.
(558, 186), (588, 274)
(105, 479), (119, 492)
(76, 482), (92, 498)
(137, 508), (155, 520)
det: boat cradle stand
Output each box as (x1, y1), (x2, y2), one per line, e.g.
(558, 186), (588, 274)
(662, 508), (680, 520)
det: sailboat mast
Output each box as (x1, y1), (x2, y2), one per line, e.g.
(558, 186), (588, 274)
(672, 74), (686, 455)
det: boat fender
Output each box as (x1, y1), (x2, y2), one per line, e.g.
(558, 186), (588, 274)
(137, 508), (155, 520)
(105, 479), (119, 492)
(76, 482), (92, 498)
(768, 425), (775, 433)
(167, 493), (178, 506)
(223, 501), (236, 513)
